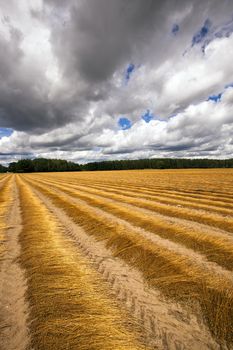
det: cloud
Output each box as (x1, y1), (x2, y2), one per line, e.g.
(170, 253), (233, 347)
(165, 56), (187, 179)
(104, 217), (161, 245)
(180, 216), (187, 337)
(0, 0), (233, 163)
(92, 86), (233, 158)
(2, 86), (232, 163)
(44, 0), (164, 83)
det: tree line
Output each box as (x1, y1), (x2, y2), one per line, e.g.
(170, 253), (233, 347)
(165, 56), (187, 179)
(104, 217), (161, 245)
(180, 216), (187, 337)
(0, 157), (233, 173)
(5, 158), (81, 173)
(82, 158), (233, 171)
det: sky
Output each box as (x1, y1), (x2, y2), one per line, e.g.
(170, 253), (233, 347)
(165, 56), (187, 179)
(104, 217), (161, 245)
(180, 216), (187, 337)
(0, 0), (233, 164)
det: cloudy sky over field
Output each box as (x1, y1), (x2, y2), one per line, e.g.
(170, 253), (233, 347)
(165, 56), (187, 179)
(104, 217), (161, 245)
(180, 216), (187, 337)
(0, 0), (233, 163)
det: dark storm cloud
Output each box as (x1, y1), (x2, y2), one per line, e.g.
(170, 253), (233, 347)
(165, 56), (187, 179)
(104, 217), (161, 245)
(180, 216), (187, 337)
(1, 0), (167, 133)
(0, 20), (89, 133)
(47, 0), (209, 86)
(47, 0), (233, 80)
(0, 0), (233, 162)
(0, 28), (47, 131)
(47, 0), (162, 82)
(0, 0), (230, 132)
(44, 0), (233, 124)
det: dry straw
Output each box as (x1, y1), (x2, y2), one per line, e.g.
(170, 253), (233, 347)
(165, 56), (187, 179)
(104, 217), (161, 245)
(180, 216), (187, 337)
(30, 177), (233, 271)
(80, 180), (233, 211)
(17, 176), (146, 350)
(43, 176), (233, 215)
(58, 179), (233, 232)
(35, 169), (233, 202)
(25, 176), (233, 346)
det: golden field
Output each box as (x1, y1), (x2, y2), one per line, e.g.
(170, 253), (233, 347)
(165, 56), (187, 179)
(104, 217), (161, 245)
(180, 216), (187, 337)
(0, 169), (233, 350)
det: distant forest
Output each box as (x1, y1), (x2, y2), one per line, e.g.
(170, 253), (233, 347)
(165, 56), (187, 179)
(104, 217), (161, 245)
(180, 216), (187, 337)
(0, 157), (233, 173)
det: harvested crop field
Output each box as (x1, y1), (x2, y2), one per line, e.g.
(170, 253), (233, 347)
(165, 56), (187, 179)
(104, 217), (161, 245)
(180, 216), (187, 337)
(0, 169), (233, 350)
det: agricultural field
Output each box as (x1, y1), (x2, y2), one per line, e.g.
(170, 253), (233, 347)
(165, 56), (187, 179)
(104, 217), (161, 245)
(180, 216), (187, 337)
(0, 169), (233, 350)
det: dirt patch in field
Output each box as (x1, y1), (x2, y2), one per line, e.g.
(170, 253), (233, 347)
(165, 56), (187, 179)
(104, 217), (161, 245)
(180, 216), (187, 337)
(0, 177), (30, 350)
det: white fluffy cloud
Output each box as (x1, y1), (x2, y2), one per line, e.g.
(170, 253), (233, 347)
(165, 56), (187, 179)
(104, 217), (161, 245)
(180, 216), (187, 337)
(2, 86), (232, 162)
(0, 0), (233, 163)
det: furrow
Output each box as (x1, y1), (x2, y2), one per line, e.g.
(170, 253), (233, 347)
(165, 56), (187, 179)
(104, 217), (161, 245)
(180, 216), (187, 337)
(27, 176), (233, 271)
(38, 176), (233, 214)
(25, 177), (233, 280)
(26, 179), (221, 350)
(22, 175), (233, 346)
(71, 181), (233, 213)
(31, 175), (233, 233)
(16, 175), (148, 350)
(0, 177), (13, 267)
(0, 175), (30, 350)
(36, 170), (233, 203)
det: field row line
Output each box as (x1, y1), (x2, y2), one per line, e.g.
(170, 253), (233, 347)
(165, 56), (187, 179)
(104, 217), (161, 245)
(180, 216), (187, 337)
(39, 173), (233, 202)
(0, 177), (13, 266)
(33, 175), (233, 217)
(33, 175), (233, 233)
(27, 176), (233, 271)
(23, 175), (233, 345)
(25, 176), (233, 275)
(16, 175), (149, 350)
(43, 175), (233, 207)
(26, 180), (217, 350)
(69, 180), (233, 212)
(0, 177), (30, 350)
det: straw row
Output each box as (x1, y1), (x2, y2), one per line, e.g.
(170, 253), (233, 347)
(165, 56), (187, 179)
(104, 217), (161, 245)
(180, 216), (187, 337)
(27, 176), (233, 271)
(16, 176), (146, 350)
(24, 175), (233, 345)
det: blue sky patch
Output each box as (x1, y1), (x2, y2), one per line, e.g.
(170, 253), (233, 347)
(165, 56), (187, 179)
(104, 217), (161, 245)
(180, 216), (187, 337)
(191, 16), (233, 53)
(118, 117), (132, 130)
(172, 24), (179, 35)
(125, 63), (135, 83)
(192, 19), (211, 46)
(0, 128), (13, 139)
(141, 110), (154, 123)
(207, 93), (222, 103)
